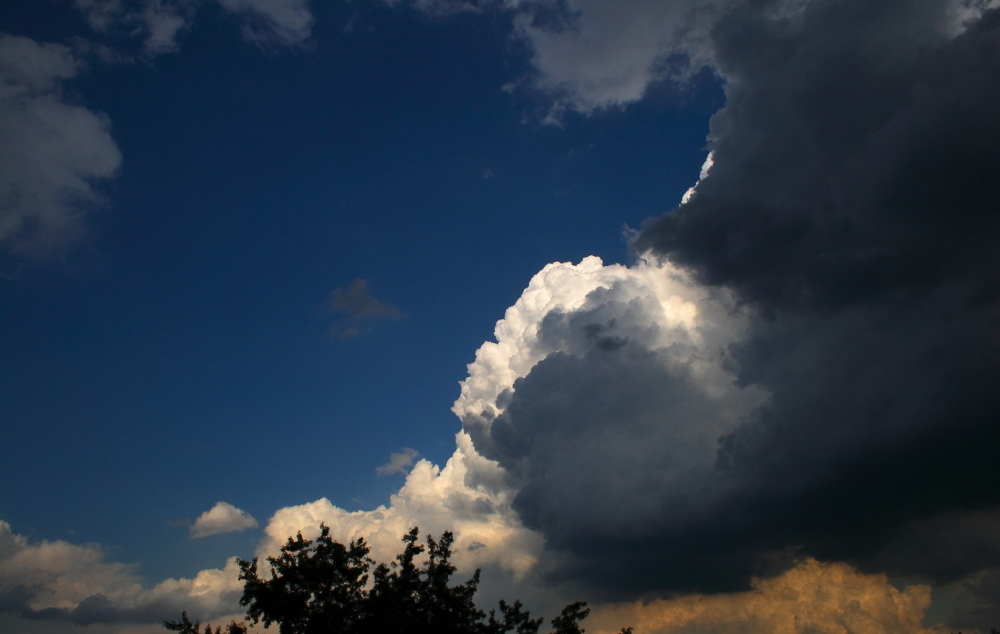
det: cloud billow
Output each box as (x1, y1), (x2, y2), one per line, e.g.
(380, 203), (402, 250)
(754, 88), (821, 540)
(619, 0), (1000, 591)
(445, 0), (1000, 600)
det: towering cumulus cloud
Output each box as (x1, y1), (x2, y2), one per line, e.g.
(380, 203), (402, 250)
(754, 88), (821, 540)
(394, 0), (1000, 614)
(455, 257), (769, 593)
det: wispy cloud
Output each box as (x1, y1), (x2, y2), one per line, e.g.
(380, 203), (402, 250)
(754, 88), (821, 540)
(376, 447), (419, 475)
(73, 0), (314, 55)
(326, 278), (404, 338)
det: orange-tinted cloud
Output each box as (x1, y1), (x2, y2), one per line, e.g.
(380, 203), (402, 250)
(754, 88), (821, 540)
(588, 558), (945, 634)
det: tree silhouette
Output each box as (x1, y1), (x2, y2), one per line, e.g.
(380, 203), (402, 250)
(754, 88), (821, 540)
(165, 526), (610, 634)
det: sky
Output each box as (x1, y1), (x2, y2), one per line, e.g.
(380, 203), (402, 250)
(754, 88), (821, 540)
(1, 1), (1000, 633)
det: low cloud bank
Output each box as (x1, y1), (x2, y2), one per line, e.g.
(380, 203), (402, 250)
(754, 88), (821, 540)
(0, 521), (242, 627)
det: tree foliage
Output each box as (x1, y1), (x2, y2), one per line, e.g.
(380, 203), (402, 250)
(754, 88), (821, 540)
(165, 525), (604, 634)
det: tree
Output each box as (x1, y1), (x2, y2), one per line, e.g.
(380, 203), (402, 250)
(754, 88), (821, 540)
(166, 526), (612, 634)
(163, 611), (246, 634)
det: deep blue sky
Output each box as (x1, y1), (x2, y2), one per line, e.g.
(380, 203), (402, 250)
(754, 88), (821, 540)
(0, 1), (722, 583)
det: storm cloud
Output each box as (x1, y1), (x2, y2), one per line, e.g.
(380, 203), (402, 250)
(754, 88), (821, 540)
(456, 0), (1000, 600)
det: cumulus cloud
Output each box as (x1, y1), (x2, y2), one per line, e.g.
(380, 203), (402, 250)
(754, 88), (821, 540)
(190, 502), (259, 538)
(376, 447), (420, 475)
(376, 0), (1000, 601)
(0, 521), (242, 627)
(0, 35), (121, 257)
(258, 432), (543, 585)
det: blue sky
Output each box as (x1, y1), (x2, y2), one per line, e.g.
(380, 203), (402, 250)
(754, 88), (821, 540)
(1, 0), (719, 587)
(3, 1), (1000, 634)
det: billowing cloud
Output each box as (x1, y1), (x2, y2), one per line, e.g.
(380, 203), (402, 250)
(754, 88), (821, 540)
(376, 447), (420, 475)
(190, 502), (259, 538)
(0, 35), (121, 257)
(0, 521), (242, 627)
(371, 0), (1000, 601)
(258, 432), (543, 590)
(626, 0), (1000, 587)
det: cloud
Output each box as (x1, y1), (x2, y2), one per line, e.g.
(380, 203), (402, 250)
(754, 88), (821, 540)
(586, 558), (941, 634)
(507, 0), (728, 117)
(376, 447), (420, 475)
(379, 0), (1000, 600)
(73, 0), (314, 54)
(214, 0), (314, 46)
(74, 0), (199, 56)
(385, 0), (733, 116)
(0, 521), (242, 627)
(256, 432), (546, 607)
(623, 0), (1000, 586)
(326, 278), (404, 337)
(0, 35), (121, 258)
(190, 502), (259, 538)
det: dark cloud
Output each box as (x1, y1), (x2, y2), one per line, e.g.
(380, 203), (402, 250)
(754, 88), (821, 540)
(326, 278), (404, 337)
(467, 0), (1000, 606)
(634, 0), (1000, 589)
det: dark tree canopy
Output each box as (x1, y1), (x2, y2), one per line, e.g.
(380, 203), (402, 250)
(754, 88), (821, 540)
(165, 526), (601, 634)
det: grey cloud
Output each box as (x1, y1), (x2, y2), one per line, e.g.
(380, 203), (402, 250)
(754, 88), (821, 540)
(618, 0), (1000, 595)
(0, 35), (122, 258)
(75, 0), (199, 56)
(376, 447), (420, 475)
(74, 0), (314, 55)
(327, 278), (404, 337)
(386, 0), (732, 116)
(463, 277), (769, 595)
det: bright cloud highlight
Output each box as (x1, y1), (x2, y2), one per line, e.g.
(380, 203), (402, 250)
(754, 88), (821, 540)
(190, 502), (259, 538)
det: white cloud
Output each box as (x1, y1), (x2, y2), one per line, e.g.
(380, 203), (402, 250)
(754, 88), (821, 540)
(259, 431), (543, 588)
(0, 35), (121, 257)
(190, 502), (259, 538)
(454, 254), (757, 432)
(680, 151), (713, 205)
(376, 447), (420, 475)
(0, 520), (242, 626)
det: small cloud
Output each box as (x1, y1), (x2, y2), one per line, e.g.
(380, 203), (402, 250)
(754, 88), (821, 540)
(326, 278), (403, 338)
(467, 541), (486, 552)
(190, 502), (258, 538)
(376, 448), (419, 476)
(482, 168), (494, 179)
